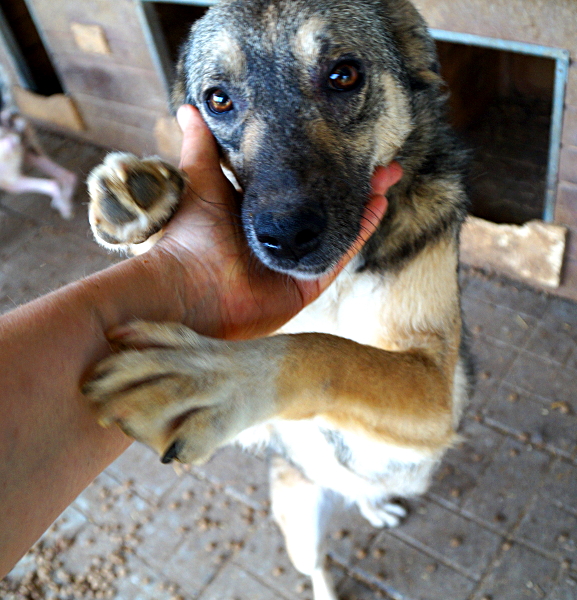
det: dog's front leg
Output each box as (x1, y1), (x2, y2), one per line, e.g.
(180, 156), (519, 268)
(84, 321), (455, 464)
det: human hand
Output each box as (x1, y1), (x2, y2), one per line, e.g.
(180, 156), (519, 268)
(153, 105), (402, 340)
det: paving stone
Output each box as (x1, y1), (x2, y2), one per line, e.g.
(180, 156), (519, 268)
(566, 347), (577, 373)
(136, 475), (263, 597)
(540, 460), (577, 513)
(353, 531), (476, 600)
(6, 505), (88, 581)
(462, 295), (537, 346)
(109, 554), (171, 600)
(0, 205), (35, 249)
(105, 441), (183, 503)
(198, 560), (299, 600)
(462, 275), (551, 317)
(466, 376), (501, 415)
(517, 495), (577, 559)
(524, 321), (577, 367)
(336, 573), (391, 599)
(0, 227), (118, 312)
(462, 438), (551, 531)
(547, 574), (577, 600)
(472, 542), (559, 600)
(389, 500), (502, 579)
(469, 335), (519, 384)
(194, 445), (270, 509)
(482, 383), (577, 457)
(447, 421), (506, 478)
(73, 470), (155, 529)
(234, 517), (312, 599)
(505, 354), (577, 409)
(428, 422), (505, 508)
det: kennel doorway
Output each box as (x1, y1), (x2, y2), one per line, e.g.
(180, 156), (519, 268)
(431, 30), (569, 225)
(0, 0), (63, 95)
(136, 0), (212, 101)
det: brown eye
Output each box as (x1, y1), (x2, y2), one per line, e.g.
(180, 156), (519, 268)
(207, 89), (234, 114)
(328, 62), (362, 91)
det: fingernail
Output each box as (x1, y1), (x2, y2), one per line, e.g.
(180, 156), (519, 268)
(177, 105), (192, 131)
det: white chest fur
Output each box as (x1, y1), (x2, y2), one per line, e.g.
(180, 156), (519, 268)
(280, 257), (391, 346)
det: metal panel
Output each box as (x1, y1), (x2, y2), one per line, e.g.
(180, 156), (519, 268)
(430, 29), (570, 223)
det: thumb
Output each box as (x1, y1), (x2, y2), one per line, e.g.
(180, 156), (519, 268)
(177, 105), (224, 184)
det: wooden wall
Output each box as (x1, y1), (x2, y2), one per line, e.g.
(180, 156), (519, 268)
(23, 0), (173, 157)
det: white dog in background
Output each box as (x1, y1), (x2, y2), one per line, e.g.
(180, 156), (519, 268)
(0, 68), (76, 219)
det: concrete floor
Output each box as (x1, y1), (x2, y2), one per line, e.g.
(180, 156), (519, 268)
(1, 131), (577, 600)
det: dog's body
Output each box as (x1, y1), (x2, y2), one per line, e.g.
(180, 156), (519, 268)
(85, 1), (472, 597)
(0, 70), (77, 219)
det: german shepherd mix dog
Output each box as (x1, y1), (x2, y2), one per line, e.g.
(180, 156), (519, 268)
(85, 0), (472, 597)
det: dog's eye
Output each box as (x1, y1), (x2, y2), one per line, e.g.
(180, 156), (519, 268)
(207, 89), (234, 114)
(328, 62), (362, 91)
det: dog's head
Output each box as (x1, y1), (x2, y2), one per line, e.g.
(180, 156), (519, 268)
(174, 0), (441, 278)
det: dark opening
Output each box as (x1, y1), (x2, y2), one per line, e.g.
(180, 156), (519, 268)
(150, 2), (209, 65)
(436, 41), (555, 224)
(0, 0), (63, 95)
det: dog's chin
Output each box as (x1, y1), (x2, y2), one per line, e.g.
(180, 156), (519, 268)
(250, 246), (341, 281)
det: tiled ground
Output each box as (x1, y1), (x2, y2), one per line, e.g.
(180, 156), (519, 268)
(1, 131), (576, 600)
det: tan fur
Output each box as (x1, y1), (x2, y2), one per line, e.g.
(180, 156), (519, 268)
(239, 115), (265, 162)
(211, 31), (246, 80)
(372, 72), (413, 166)
(293, 17), (325, 64)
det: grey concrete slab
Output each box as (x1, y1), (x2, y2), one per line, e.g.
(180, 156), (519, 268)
(471, 542), (559, 600)
(461, 437), (551, 532)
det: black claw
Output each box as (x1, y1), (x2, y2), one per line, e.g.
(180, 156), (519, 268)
(161, 439), (182, 464)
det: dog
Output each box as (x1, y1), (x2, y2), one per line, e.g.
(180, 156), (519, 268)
(0, 68), (77, 219)
(84, 1), (473, 598)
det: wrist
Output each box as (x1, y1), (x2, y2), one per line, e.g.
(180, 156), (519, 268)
(82, 243), (222, 338)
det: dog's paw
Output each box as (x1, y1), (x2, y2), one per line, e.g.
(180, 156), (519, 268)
(83, 321), (269, 464)
(87, 153), (185, 250)
(357, 498), (408, 528)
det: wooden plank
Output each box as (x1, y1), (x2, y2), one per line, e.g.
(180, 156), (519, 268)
(27, 0), (144, 42)
(13, 85), (84, 130)
(75, 111), (159, 156)
(41, 28), (157, 71)
(460, 216), (567, 289)
(70, 22), (111, 55)
(52, 53), (167, 111)
(73, 92), (167, 132)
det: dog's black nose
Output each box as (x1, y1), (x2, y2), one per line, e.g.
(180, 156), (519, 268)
(253, 208), (326, 261)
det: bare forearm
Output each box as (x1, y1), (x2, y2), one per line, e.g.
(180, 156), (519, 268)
(0, 249), (201, 576)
